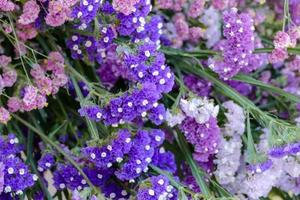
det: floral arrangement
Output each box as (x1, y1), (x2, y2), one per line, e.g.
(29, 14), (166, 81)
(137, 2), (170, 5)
(0, 0), (300, 199)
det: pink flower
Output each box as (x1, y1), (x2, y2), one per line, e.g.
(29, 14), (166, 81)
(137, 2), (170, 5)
(0, 55), (11, 67)
(35, 77), (53, 95)
(22, 85), (39, 111)
(17, 24), (38, 41)
(18, 0), (40, 25)
(2, 67), (17, 87)
(268, 48), (288, 64)
(288, 26), (300, 47)
(0, 0), (15, 11)
(30, 64), (45, 79)
(173, 13), (189, 40)
(0, 107), (11, 124)
(45, 1), (72, 27)
(7, 97), (22, 113)
(112, 0), (140, 16)
(189, 27), (204, 42)
(36, 94), (48, 109)
(273, 31), (292, 49)
(156, 0), (173, 10)
(173, 0), (186, 11)
(212, 0), (236, 10)
(188, 0), (205, 18)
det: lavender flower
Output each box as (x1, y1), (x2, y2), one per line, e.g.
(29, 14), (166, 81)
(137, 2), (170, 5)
(209, 8), (255, 79)
(137, 175), (177, 200)
(180, 117), (220, 162)
(38, 153), (55, 172)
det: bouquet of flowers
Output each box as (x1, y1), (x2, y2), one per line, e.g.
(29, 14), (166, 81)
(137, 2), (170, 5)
(0, 0), (300, 199)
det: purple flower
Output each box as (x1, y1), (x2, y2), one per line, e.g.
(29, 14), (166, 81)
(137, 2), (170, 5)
(180, 117), (220, 162)
(0, 162), (4, 195)
(209, 8), (255, 79)
(38, 153), (55, 172)
(152, 148), (177, 174)
(247, 159), (273, 174)
(137, 175), (177, 200)
(183, 75), (212, 97)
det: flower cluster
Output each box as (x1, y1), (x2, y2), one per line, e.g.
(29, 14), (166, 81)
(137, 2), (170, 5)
(82, 129), (168, 181)
(0, 52), (68, 124)
(269, 27), (300, 64)
(137, 175), (177, 200)
(214, 101), (245, 185)
(209, 8), (255, 79)
(0, 134), (37, 197)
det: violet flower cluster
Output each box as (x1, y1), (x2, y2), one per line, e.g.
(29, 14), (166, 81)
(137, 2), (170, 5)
(1, 0), (300, 199)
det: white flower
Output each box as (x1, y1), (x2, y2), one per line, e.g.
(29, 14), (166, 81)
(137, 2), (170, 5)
(180, 97), (219, 124)
(222, 101), (245, 136)
(165, 109), (186, 127)
(200, 7), (221, 48)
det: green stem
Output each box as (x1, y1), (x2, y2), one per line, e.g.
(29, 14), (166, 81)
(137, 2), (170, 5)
(175, 130), (212, 198)
(71, 76), (100, 140)
(233, 73), (300, 103)
(26, 130), (53, 200)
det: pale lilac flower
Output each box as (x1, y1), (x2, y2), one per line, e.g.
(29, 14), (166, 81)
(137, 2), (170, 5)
(273, 31), (292, 49)
(180, 97), (219, 124)
(0, 107), (10, 124)
(165, 109), (186, 127)
(112, 0), (140, 16)
(188, 0), (205, 18)
(18, 0), (40, 25)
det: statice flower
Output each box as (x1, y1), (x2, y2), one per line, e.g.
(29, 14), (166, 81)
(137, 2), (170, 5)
(290, 0), (300, 25)
(137, 175), (177, 200)
(247, 159), (273, 174)
(212, 0), (237, 10)
(231, 158), (284, 200)
(0, 134), (37, 195)
(188, 0), (205, 18)
(214, 101), (245, 184)
(115, 129), (165, 181)
(112, 0), (140, 16)
(273, 31), (293, 48)
(53, 164), (86, 191)
(180, 117), (220, 162)
(180, 97), (219, 124)
(82, 129), (133, 169)
(0, 55), (17, 91)
(209, 8), (255, 79)
(45, 0), (77, 27)
(269, 27), (300, 64)
(37, 153), (56, 172)
(183, 75), (212, 97)
(222, 101), (245, 136)
(0, 162), (4, 194)
(165, 109), (186, 127)
(200, 6), (222, 48)
(152, 148), (177, 174)
(0, 107), (10, 124)
(0, 0), (15, 11)
(214, 135), (243, 185)
(18, 0), (40, 25)
(277, 174), (300, 195)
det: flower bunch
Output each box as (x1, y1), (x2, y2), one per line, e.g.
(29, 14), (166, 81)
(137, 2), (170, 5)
(1, 0), (300, 199)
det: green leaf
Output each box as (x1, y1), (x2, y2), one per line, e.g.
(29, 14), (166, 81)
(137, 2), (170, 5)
(175, 130), (212, 198)
(178, 188), (189, 200)
(233, 74), (300, 103)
